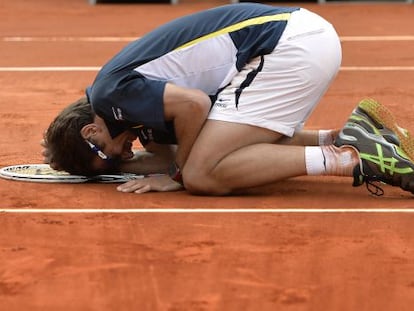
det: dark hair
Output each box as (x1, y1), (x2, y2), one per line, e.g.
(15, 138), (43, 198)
(45, 97), (101, 176)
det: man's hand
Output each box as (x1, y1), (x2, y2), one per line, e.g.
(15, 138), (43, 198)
(116, 175), (183, 193)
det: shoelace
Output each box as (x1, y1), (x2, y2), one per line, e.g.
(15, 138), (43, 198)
(365, 180), (384, 196)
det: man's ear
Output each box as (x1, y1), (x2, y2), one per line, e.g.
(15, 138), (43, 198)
(80, 123), (99, 139)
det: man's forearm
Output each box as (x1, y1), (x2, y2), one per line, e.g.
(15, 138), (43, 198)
(162, 83), (211, 169)
(119, 146), (176, 175)
(173, 101), (210, 168)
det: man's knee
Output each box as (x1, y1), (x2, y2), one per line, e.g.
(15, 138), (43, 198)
(183, 169), (230, 196)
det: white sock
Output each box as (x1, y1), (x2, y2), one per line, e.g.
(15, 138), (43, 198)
(305, 145), (359, 176)
(305, 146), (326, 175)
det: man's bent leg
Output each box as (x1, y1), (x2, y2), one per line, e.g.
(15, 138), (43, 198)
(183, 120), (307, 195)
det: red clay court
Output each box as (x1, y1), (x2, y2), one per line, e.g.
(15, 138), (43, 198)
(1, 1), (414, 310)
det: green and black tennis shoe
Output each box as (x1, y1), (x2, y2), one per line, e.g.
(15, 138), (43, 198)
(335, 98), (414, 196)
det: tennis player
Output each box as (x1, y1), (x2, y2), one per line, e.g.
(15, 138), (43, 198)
(43, 3), (414, 196)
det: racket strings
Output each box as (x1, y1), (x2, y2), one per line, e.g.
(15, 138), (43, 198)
(11, 166), (70, 176)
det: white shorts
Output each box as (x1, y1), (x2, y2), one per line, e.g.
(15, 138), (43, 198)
(208, 8), (342, 137)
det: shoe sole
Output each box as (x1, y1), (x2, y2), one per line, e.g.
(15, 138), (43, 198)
(357, 98), (414, 162)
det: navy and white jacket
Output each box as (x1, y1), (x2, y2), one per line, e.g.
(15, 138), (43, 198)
(86, 3), (299, 145)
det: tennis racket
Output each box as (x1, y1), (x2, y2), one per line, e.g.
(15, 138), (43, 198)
(0, 164), (146, 183)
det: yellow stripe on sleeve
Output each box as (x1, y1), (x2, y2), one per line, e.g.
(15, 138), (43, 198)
(175, 13), (291, 51)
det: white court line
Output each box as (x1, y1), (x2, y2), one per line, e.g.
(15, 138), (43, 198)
(2, 35), (414, 42)
(2, 36), (137, 42)
(1, 66), (414, 72)
(0, 66), (101, 72)
(340, 36), (414, 42)
(341, 66), (414, 71)
(2, 208), (414, 213)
